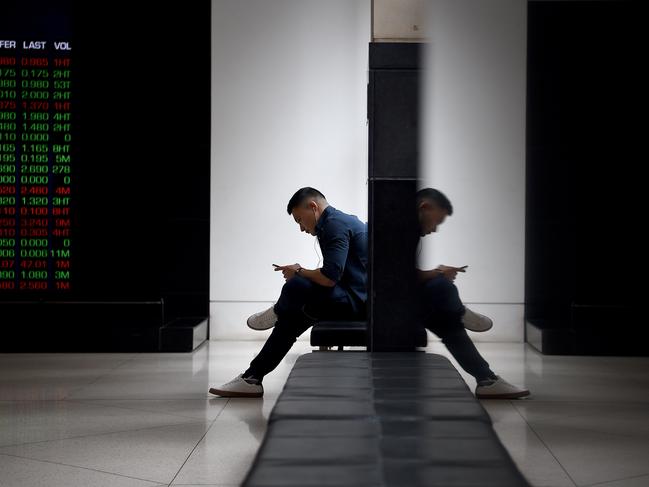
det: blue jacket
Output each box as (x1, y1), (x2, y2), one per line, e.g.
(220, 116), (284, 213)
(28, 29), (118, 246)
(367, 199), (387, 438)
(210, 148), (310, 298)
(315, 206), (368, 312)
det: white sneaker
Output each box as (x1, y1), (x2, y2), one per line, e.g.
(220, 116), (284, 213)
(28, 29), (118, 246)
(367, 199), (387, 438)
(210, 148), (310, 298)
(247, 305), (277, 330)
(475, 376), (530, 399)
(462, 307), (493, 332)
(209, 374), (264, 398)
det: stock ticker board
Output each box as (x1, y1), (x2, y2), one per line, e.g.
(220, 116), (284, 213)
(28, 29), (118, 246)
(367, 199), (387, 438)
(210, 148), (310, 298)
(1, 11), (74, 293)
(2, 1), (209, 301)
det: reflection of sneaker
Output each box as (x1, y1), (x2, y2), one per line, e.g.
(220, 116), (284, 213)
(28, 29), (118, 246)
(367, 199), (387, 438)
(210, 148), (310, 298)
(247, 305), (277, 330)
(475, 376), (530, 399)
(462, 307), (493, 332)
(209, 374), (264, 398)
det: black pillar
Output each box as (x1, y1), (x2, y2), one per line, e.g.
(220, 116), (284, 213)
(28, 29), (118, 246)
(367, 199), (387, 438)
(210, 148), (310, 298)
(367, 43), (423, 352)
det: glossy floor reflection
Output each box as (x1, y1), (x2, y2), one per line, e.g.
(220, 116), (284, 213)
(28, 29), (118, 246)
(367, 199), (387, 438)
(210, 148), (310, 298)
(1, 340), (648, 487)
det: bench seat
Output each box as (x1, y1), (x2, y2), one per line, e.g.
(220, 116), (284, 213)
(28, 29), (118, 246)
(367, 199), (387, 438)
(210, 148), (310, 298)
(242, 352), (530, 487)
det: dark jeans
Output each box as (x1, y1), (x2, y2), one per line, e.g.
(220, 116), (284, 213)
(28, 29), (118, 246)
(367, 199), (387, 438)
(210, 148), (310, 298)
(418, 276), (494, 381)
(244, 276), (358, 381)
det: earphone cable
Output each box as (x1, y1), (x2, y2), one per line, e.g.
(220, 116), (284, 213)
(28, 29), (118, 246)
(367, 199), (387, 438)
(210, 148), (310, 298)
(314, 236), (322, 268)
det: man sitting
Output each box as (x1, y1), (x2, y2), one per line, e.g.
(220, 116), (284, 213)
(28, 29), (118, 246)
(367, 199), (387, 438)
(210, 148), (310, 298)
(416, 188), (530, 399)
(209, 187), (367, 398)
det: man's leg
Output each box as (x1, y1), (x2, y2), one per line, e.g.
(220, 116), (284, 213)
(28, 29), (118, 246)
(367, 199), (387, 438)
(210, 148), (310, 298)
(428, 317), (495, 381)
(429, 316), (531, 398)
(243, 276), (347, 381)
(419, 275), (465, 316)
(243, 315), (311, 381)
(419, 277), (495, 381)
(419, 277), (530, 398)
(209, 277), (356, 397)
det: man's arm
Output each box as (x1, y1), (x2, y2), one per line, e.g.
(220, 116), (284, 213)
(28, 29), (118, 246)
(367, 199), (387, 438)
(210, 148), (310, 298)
(318, 233), (349, 286)
(277, 219), (351, 287)
(295, 220), (351, 288)
(276, 264), (336, 287)
(298, 267), (335, 287)
(417, 268), (445, 282)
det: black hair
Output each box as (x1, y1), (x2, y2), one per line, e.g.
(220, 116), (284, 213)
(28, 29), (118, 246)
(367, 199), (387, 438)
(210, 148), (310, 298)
(286, 187), (326, 214)
(416, 188), (453, 215)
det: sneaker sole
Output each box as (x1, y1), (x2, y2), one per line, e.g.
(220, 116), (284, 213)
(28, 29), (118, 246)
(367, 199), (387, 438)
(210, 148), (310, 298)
(209, 387), (263, 398)
(246, 320), (275, 331)
(476, 390), (530, 399)
(464, 323), (494, 332)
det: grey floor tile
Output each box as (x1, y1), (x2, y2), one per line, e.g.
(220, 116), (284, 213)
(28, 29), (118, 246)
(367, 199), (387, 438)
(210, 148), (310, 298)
(172, 419), (265, 485)
(71, 399), (229, 421)
(0, 400), (201, 447)
(482, 401), (576, 487)
(583, 474), (649, 487)
(0, 354), (135, 401)
(513, 401), (649, 438)
(0, 421), (211, 484)
(2, 341), (649, 487)
(0, 453), (164, 487)
(530, 424), (649, 486)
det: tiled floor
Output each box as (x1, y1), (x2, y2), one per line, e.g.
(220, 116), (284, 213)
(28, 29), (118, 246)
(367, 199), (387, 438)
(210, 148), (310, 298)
(1, 339), (649, 487)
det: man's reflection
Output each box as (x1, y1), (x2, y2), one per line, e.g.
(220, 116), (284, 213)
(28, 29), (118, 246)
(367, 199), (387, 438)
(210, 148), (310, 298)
(416, 188), (530, 399)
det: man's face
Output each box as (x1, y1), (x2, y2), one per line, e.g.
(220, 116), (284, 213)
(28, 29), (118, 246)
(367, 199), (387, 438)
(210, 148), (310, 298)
(291, 203), (317, 236)
(418, 201), (448, 236)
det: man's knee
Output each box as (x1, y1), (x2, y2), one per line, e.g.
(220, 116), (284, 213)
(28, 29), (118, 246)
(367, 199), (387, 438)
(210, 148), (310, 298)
(424, 310), (464, 335)
(422, 276), (457, 295)
(281, 275), (315, 297)
(420, 277), (462, 306)
(271, 319), (302, 339)
(275, 319), (313, 341)
(275, 276), (315, 315)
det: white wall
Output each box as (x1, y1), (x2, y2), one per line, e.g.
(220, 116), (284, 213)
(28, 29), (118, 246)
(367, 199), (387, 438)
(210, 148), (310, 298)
(420, 0), (527, 342)
(211, 0), (370, 339)
(372, 0), (427, 41)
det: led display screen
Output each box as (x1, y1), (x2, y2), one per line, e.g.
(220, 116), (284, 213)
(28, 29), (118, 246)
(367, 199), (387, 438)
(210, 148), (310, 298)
(1, 0), (210, 310)
(1, 36), (74, 292)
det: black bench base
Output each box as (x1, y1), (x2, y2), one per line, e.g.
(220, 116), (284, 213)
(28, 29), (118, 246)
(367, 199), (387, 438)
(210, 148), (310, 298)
(310, 320), (427, 349)
(243, 352), (530, 487)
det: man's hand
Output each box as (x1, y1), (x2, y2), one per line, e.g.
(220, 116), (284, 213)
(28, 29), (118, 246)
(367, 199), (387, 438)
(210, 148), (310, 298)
(273, 264), (336, 287)
(436, 265), (467, 282)
(274, 263), (301, 281)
